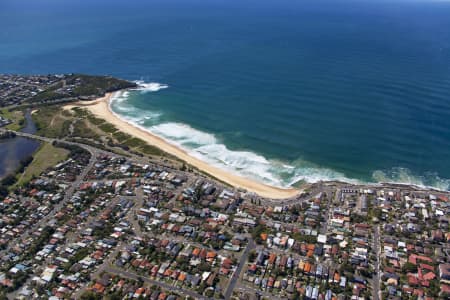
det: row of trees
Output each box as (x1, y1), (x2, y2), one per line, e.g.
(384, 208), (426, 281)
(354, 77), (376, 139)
(0, 155), (34, 197)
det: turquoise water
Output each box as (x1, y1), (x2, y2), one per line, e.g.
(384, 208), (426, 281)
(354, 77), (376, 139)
(1, 0), (450, 189)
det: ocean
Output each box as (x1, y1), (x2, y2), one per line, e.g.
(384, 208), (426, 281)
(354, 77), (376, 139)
(1, 0), (450, 190)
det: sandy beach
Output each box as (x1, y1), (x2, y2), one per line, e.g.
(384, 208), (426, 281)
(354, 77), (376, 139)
(65, 92), (300, 199)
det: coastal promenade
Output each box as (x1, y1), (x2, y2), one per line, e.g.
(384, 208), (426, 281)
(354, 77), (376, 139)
(2, 129), (437, 205)
(4, 130), (300, 203)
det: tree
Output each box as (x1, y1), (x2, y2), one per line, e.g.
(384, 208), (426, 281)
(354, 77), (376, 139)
(205, 288), (214, 297)
(251, 224), (266, 244)
(198, 262), (211, 272)
(80, 291), (102, 300)
(1, 174), (16, 186)
(341, 262), (355, 274)
(248, 250), (257, 262)
(105, 293), (122, 300)
(402, 262), (417, 273)
(194, 185), (204, 202)
(0, 185), (8, 197)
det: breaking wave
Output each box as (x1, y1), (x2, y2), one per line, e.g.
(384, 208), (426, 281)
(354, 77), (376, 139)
(148, 122), (356, 187)
(110, 83), (450, 191)
(133, 80), (168, 93)
(372, 168), (450, 191)
(110, 90), (161, 125)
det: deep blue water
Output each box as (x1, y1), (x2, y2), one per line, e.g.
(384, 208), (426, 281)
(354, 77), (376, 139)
(1, 0), (450, 189)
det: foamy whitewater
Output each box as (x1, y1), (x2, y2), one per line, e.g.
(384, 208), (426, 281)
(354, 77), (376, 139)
(3, 0), (450, 191)
(132, 81), (169, 93)
(109, 83), (450, 191)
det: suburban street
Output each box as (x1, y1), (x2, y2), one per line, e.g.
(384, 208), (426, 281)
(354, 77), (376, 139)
(224, 237), (255, 299)
(372, 225), (381, 300)
(103, 266), (211, 300)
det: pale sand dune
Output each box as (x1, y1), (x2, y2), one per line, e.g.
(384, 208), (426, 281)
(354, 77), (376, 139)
(66, 92), (300, 199)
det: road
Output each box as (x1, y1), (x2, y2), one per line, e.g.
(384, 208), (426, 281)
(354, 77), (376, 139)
(3, 130), (313, 207)
(11, 131), (212, 189)
(70, 240), (123, 300)
(0, 137), (98, 259)
(224, 237), (255, 299)
(372, 225), (381, 300)
(103, 266), (211, 300)
(320, 189), (335, 235)
(235, 283), (284, 300)
(5, 144), (97, 299)
(0, 130), (338, 299)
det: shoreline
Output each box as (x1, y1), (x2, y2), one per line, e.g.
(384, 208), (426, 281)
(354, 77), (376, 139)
(63, 91), (450, 195)
(66, 92), (301, 199)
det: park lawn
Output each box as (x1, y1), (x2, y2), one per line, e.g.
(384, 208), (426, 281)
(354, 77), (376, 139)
(0, 108), (24, 131)
(17, 143), (70, 185)
(32, 106), (72, 138)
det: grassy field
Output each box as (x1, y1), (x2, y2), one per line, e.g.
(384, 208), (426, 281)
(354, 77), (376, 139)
(32, 106), (71, 138)
(70, 107), (170, 157)
(72, 119), (102, 139)
(0, 108), (24, 131)
(17, 143), (70, 185)
(32, 105), (175, 161)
